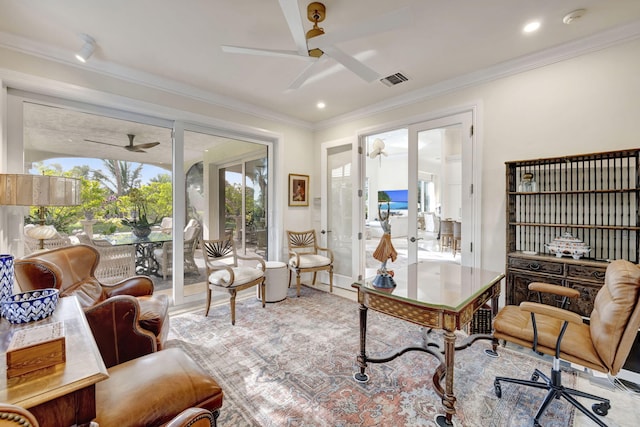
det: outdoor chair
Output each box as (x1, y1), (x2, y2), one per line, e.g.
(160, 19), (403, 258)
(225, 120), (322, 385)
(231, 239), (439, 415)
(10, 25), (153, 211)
(75, 232), (136, 284)
(202, 237), (265, 325)
(154, 219), (202, 280)
(287, 229), (333, 297)
(23, 224), (72, 254)
(490, 259), (640, 427)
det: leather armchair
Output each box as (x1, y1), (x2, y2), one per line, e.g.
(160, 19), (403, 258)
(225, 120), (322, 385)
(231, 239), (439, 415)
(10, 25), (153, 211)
(14, 244), (169, 351)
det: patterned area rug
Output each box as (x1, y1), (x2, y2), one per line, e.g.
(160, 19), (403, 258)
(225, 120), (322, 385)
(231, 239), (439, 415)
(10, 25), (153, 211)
(167, 286), (576, 426)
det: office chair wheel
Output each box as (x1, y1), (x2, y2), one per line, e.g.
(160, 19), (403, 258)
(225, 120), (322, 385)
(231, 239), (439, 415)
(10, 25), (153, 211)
(493, 380), (502, 398)
(531, 372), (539, 381)
(592, 402), (610, 416)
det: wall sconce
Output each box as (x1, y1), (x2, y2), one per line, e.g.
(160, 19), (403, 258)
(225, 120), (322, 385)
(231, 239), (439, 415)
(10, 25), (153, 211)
(75, 33), (96, 63)
(0, 174), (81, 250)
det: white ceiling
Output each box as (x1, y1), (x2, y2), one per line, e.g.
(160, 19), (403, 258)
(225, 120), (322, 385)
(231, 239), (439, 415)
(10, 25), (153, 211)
(2, 0), (640, 163)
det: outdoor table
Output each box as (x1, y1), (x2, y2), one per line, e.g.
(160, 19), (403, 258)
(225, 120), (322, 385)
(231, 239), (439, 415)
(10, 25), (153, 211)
(106, 231), (172, 276)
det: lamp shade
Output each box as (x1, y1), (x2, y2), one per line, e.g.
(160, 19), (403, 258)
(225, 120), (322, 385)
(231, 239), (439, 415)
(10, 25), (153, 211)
(0, 174), (81, 207)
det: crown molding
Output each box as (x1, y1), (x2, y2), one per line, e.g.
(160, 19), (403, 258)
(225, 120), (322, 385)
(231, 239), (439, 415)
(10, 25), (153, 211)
(313, 19), (640, 130)
(0, 31), (313, 130)
(2, 19), (640, 132)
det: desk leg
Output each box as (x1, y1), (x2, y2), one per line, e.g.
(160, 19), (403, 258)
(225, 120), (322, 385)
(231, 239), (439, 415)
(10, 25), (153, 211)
(353, 303), (369, 383)
(435, 328), (457, 427)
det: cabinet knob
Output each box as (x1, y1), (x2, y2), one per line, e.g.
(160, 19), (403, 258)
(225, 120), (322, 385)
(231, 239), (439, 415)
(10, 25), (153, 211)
(528, 262), (541, 271)
(593, 271), (605, 280)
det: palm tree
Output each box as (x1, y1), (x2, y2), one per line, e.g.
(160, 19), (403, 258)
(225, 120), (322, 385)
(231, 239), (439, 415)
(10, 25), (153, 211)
(93, 160), (143, 196)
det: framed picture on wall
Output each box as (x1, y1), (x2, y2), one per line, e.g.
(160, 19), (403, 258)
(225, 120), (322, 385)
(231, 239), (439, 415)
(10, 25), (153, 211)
(288, 174), (309, 206)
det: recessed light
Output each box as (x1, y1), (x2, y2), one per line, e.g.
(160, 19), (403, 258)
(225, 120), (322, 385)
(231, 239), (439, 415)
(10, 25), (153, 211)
(523, 20), (541, 33)
(317, 101), (326, 109)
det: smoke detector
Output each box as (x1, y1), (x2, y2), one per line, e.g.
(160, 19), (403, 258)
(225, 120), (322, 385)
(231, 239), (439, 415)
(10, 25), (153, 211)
(563, 9), (586, 25)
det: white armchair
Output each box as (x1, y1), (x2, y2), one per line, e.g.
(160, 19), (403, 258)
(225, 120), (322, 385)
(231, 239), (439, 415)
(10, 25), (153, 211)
(154, 219), (202, 280)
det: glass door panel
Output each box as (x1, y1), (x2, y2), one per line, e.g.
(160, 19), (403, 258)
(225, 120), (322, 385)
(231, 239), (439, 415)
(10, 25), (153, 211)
(364, 129), (409, 277)
(245, 158), (268, 257)
(410, 111), (473, 267)
(326, 144), (353, 287)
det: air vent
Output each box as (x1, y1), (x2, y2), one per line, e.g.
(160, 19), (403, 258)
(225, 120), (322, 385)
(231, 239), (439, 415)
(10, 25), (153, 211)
(380, 72), (409, 87)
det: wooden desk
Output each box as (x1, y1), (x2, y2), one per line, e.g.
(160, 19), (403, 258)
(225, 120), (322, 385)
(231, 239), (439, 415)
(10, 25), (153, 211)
(352, 262), (504, 426)
(1, 296), (108, 426)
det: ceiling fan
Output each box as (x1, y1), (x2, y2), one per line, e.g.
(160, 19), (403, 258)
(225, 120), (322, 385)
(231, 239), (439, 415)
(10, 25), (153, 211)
(369, 138), (387, 159)
(221, 0), (411, 89)
(84, 134), (160, 153)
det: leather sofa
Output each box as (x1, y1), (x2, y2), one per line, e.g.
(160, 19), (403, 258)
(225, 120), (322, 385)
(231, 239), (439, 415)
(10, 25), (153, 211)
(0, 403), (218, 427)
(14, 244), (170, 351)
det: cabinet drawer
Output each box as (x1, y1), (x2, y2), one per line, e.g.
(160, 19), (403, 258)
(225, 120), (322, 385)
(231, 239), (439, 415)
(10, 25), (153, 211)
(566, 264), (607, 283)
(565, 280), (601, 317)
(508, 257), (564, 275)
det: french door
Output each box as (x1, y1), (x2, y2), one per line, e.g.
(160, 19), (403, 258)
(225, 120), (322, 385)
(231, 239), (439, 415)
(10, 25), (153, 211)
(327, 110), (478, 286)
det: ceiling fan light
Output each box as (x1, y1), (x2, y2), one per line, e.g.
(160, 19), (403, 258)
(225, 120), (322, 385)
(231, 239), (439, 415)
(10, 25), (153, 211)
(75, 33), (96, 63)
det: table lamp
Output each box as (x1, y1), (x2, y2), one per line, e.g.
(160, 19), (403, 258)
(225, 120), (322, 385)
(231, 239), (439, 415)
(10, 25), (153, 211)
(0, 174), (81, 249)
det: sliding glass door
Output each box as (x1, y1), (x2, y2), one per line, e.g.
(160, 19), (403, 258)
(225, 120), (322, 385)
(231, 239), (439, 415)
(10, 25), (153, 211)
(218, 151), (268, 257)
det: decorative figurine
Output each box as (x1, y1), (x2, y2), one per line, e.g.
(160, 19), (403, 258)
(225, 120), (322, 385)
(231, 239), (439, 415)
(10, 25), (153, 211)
(372, 202), (397, 289)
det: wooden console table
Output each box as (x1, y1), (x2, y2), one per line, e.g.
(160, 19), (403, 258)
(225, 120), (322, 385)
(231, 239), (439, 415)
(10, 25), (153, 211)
(352, 262), (504, 426)
(1, 296), (108, 426)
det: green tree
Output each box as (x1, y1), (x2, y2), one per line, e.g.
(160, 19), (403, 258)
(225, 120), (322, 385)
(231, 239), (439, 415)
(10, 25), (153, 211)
(150, 173), (171, 183)
(93, 160), (143, 196)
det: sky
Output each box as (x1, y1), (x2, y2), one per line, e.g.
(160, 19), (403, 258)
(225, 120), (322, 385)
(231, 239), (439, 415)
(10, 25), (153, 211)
(33, 157), (170, 184)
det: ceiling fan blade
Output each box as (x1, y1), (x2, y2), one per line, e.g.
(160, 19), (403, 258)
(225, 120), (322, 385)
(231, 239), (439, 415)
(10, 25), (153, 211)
(308, 7), (411, 50)
(322, 45), (379, 82)
(125, 145), (147, 153)
(277, 0), (309, 56)
(221, 45), (313, 60)
(134, 142), (160, 150)
(84, 139), (122, 148)
(288, 58), (325, 90)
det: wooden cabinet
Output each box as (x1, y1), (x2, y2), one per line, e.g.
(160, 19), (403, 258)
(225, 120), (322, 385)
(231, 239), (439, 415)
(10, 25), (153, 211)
(506, 149), (640, 317)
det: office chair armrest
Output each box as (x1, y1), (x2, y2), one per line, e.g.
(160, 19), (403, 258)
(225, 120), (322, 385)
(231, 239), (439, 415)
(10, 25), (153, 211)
(315, 246), (334, 262)
(519, 301), (584, 325)
(528, 282), (580, 299)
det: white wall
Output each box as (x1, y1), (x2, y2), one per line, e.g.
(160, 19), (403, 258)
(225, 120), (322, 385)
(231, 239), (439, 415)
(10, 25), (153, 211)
(314, 39), (640, 274)
(2, 38), (639, 273)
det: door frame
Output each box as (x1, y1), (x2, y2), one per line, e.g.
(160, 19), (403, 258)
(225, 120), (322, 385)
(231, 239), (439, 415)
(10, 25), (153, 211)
(320, 136), (360, 288)
(353, 105), (482, 279)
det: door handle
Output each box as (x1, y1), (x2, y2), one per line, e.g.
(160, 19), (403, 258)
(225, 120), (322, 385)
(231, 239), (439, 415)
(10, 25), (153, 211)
(410, 236), (423, 243)
(321, 230), (331, 234)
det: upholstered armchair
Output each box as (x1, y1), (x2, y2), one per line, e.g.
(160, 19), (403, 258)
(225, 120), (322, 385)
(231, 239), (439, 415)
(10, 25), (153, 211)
(287, 229), (333, 297)
(491, 259), (640, 427)
(154, 219), (202, 280)
(202, 237), (266, 325)
(14, 244), (170, 351)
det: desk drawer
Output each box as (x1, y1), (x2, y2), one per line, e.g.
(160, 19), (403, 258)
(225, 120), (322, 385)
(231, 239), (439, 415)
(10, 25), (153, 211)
(509, 257), (564, 275)
(566, 264), (607, 283)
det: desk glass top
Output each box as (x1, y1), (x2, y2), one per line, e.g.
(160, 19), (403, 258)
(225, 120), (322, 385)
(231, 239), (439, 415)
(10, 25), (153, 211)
(354, 262), (504, 312)
(106, 231), (172, 246)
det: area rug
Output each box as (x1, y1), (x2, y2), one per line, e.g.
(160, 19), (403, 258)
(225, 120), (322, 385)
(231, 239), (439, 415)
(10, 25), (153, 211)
(167, 286), (576, 426)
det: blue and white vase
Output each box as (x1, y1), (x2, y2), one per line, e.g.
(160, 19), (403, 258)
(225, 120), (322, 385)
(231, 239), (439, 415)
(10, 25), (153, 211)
(0, 254), (15, 318)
